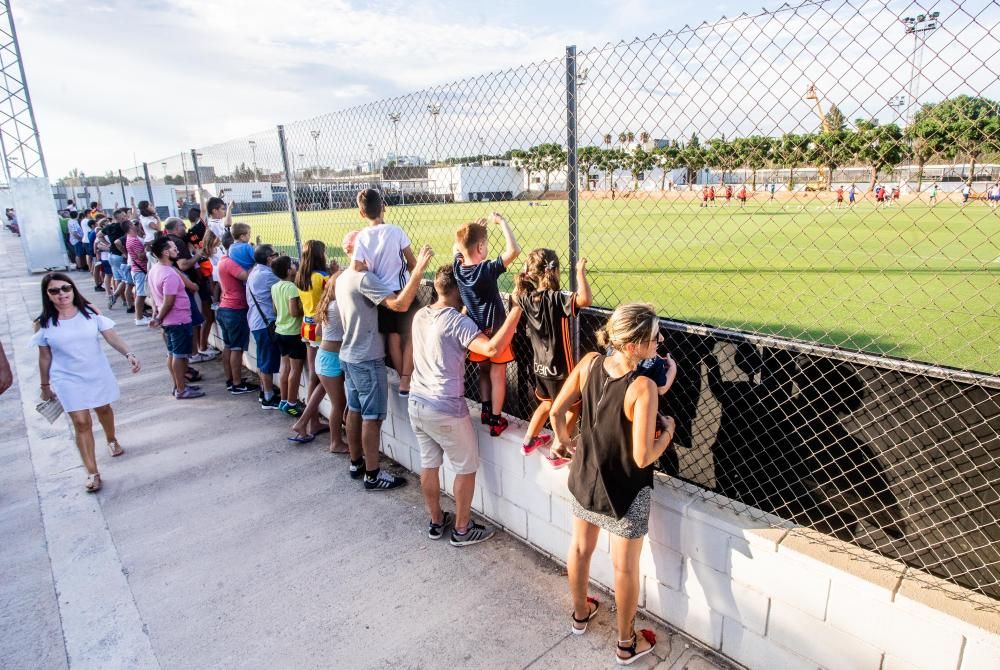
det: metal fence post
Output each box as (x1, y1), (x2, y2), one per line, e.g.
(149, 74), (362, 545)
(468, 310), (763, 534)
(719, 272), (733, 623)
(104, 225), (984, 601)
(565, 45), (581, 358)
(117, 169), (126, 206)
(190, 149), (203, 192)
(142, 162), (154, 205)
(277, 125), (303, 258)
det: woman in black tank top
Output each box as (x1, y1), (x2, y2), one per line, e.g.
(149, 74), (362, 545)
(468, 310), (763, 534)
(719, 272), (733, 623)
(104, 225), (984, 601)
(550, 303), (676, 665)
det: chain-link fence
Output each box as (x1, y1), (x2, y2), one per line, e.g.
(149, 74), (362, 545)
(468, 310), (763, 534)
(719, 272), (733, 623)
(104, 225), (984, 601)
(113, 0), (999, 607)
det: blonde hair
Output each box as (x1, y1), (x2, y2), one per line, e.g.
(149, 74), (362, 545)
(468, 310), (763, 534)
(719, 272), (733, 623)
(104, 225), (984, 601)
(202, 229), (221, 255)
(316, 266), (340, 326)
(596, 303), (659, 353)
(455, 220), (487, 252)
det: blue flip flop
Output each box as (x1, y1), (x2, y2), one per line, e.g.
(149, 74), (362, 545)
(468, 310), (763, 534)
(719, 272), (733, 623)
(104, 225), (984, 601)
(287, 433), (316, 444)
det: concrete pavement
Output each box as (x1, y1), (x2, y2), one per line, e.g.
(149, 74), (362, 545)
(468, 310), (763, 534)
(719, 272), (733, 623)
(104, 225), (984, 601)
(0, 231), (739, 670)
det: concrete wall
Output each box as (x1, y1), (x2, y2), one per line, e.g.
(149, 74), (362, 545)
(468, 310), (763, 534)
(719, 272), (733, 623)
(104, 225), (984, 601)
(225, 334), (1000, 670)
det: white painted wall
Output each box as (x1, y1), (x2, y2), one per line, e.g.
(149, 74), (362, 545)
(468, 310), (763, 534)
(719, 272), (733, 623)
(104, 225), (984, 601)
(225, 331), (1000, 670)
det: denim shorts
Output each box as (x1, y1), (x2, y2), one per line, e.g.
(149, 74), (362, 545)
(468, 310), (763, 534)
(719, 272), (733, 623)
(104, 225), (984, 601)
(186, 290), (204, 327)
(132, 270), (147, 297)
(100, 260), (112, 274)
(216, 307), (250, 351)
(110, 255), (128, 282)
(72, 241), (84, 258)
(316, 348), (343, 378)
(343, 358), (387, 421)
(252, 329), (281, 374)
(163, 323), (194, 358)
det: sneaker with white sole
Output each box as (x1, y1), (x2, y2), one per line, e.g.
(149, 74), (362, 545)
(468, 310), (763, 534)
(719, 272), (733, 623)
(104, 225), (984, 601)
(189, 352), (211, 363)
(522, 434), (552, 455)
(349, 459), (366, 479)
(134, 317), (151, 326)
(363, 470), (407, 491)
(450, 521), (495, 547)
(428, 511), (454, 540)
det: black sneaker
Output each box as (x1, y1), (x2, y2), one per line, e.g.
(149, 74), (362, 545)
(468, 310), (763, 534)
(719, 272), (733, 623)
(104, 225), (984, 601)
(225, 380), (234, 392)
(364, 470), (407, 491)
(126, 306), (135, 314)
(349, 459), (365, 480)
(259, 394), (281, 410)
(428, 511), (454, 540)
(450, 521), (495, 547)
(94, 285), (105, 292)
(230, 382), (259, 395)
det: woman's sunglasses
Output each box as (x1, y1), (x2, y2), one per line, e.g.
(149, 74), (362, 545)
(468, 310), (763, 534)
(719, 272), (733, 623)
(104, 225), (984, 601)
(47, 285), (74, 295)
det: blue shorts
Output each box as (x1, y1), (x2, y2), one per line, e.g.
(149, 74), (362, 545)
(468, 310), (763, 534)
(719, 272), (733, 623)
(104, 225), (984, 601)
(163, 323), (194, 358)
(216, 307), (250, 351)
(110, 255), (128, 282)
(100, 260), (112, 274)
(316, 348), (343, 378)
(72, 241), (84, 258)
(252, 329), (281, 374)
(132, 270), (147, 297)
(186, 290), (204, 327)
(343, 358), (387, 421)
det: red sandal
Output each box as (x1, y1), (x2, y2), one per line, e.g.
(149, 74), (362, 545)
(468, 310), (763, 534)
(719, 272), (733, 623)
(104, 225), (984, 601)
(570, 596), (600, 635)
(615, 628), (656, 666)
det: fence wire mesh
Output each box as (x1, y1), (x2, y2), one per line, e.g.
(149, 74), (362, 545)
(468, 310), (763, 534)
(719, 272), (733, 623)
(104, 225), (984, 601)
(115, 0), (999, 607)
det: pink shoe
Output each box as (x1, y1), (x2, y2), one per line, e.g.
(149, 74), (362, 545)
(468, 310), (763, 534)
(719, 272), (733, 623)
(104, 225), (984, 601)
(521, 434), (552, 455)
(545, 450), (572, 469)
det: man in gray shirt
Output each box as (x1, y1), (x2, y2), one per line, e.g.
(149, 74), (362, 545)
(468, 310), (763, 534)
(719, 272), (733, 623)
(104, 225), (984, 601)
(337, 242), (433, 491)
(409, 265), (522, 546)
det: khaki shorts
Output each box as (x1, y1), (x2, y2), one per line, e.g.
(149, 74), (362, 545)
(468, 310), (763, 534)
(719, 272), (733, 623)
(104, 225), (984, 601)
(408, 399), (479, 474)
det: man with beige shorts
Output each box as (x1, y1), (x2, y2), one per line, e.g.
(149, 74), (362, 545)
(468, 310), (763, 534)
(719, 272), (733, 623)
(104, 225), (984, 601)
(408, 266), (522, 546)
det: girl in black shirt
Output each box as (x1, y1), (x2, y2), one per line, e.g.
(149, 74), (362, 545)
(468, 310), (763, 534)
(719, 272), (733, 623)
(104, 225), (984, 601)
(551, 303), (675, 665)
(513, 249), (591, 464)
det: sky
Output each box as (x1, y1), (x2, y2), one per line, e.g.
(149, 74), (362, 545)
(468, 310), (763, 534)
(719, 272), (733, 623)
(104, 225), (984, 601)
(15, 0), (999, 180)
(17, 0), (728, 178)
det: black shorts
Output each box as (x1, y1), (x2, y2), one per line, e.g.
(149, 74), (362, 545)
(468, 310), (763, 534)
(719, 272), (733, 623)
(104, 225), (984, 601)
(377, 299), (420, 336)
(197, 277), (213, 303)
(534, 376), (566, 402)
(275, 333), (307, 360)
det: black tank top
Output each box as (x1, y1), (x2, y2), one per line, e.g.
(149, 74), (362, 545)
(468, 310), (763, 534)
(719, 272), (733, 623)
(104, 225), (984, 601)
(568, 356), (655, 519)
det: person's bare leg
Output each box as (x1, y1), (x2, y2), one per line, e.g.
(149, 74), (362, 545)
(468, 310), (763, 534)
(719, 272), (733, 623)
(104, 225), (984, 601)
(421, 466), (443, 524)
(611, 535), (649, 654)
(134, 294), (146, 319)
(170, 355), (188, 394)
(526, 399), (552, 440)
(192, 325), (202, 354)
(453, 472), (477, 530)
(278, 356), (290, 402)
(287, 359), (304, 404)
(400, 334), (414, 393)
(260, 372), (274, 396)
(387, 332), (403, 384)
(568, 517), (601, 629)
(346, 410), (363, 462)
(361, 419), (382, 470)
(68, 410), (98, 475)
(94, 404), (117, 444)
(228, 349), (243, 385)
(318, 374), (347, 453)
(305, 345), (319, 399)
(291, 383), (325, 435)
(478, 361), (491, 409)
(221, 347), (233, 383)
(490, 362), (507, 416)
(200, 304), (215, 351)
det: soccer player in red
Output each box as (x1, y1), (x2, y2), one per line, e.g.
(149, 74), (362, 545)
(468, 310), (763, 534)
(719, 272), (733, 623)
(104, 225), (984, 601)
(701, 186), (709, 208)
(836, 185), (844, 208)
(724, 185), (733, 205)
(708, 185), (716, 206)
(737, 185), (748, 207)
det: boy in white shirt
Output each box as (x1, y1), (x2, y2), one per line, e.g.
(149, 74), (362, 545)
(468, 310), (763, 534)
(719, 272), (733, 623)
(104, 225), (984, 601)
(351, 188), (418, 395)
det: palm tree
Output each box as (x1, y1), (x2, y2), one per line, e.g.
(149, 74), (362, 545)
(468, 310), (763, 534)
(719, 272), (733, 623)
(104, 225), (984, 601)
(618, 131), (628, 149)
(639, 131), (651, 145)
(603, 133), (613, 149)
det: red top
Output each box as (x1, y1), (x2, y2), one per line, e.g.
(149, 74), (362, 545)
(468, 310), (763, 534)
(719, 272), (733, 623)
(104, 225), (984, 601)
(217, 256), (248, 309)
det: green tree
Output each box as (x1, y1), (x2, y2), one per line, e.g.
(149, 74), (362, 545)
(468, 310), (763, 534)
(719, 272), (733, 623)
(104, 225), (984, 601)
(929, 95), (1000, 185)
(906, 102), (948, 191)
(824, 104), (847, 132)
(577, 146), (602, 191)
(624, 147), (655, 191)
(706, 137), (735, 185)
(778, 132), (811, 189)
(854, 119), (905, 190)
(534, 143), (567, 192)
(808, 131), (851, 187)
(653, 142), (680, 190)
(734, 136), (773, 190)
(679, 134), (705, 190)
(597, 148), (624, 192)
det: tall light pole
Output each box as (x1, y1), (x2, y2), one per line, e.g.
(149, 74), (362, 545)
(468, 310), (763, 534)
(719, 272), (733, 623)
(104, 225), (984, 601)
(901, 12), (941, 123)
(388, 112), (400, 167)
(179, 151), (189, 201)
(298, 153), (305, 179)
(478, 136), (485, 165)
(160, 161), (167, 184)
(310, 130), (320, 180)
(367, 143), (374, 174)
(248, 140), (258, 180)
(427, 103), (441, 164)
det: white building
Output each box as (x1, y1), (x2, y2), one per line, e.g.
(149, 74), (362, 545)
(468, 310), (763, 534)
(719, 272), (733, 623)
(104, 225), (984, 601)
(427, 165), (523, 202)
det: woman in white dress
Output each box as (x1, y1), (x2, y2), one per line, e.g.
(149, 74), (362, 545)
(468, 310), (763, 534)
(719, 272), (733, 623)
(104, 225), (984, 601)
(32, 273), (141, 492)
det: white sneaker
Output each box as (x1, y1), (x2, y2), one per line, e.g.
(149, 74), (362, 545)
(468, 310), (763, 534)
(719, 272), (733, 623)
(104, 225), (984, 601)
(134, 317), (151, 326)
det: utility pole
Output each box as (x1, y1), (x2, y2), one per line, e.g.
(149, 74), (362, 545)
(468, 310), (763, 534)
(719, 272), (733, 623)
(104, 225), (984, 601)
(427, 104), (441, 164)
(310, 130), (320, 180)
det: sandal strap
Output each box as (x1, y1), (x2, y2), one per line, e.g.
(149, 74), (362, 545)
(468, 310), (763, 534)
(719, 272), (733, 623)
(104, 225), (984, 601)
(571, 597), (599, 623)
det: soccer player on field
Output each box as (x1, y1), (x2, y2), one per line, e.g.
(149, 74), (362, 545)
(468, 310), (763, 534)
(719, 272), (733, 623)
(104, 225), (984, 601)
(848, 184), (856, 206)
(701, 185), (709, 208)
(835, 185), (844, 208)
(928, 182), (937, 206)
(961, 183), (971, 208)
(708, 185), (716, 207)
(724, 185), (732, 205)
(737, 185), (747, 208)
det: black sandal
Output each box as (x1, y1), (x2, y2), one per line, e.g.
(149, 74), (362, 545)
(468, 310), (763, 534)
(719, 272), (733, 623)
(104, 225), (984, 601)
(570, 596), (600, 635)
(184, 368), (202, 382)
(615, 628), (656, 666)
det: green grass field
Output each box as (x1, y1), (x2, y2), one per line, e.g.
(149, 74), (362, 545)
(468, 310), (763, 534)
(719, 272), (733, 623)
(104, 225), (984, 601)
(240, 198), (999, 374)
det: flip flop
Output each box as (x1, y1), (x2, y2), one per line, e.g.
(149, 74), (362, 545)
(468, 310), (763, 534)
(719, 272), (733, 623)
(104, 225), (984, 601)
(287, 433), (316, 444)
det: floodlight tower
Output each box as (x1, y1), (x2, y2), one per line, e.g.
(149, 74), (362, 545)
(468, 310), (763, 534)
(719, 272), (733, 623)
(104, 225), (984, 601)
(0, 1), (48, 182)
(427, 104), (441, 164)
(901, 12), (941, 122)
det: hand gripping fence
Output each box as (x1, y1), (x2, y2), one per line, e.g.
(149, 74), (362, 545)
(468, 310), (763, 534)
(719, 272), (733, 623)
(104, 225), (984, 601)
(120, 0), (999, 608)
